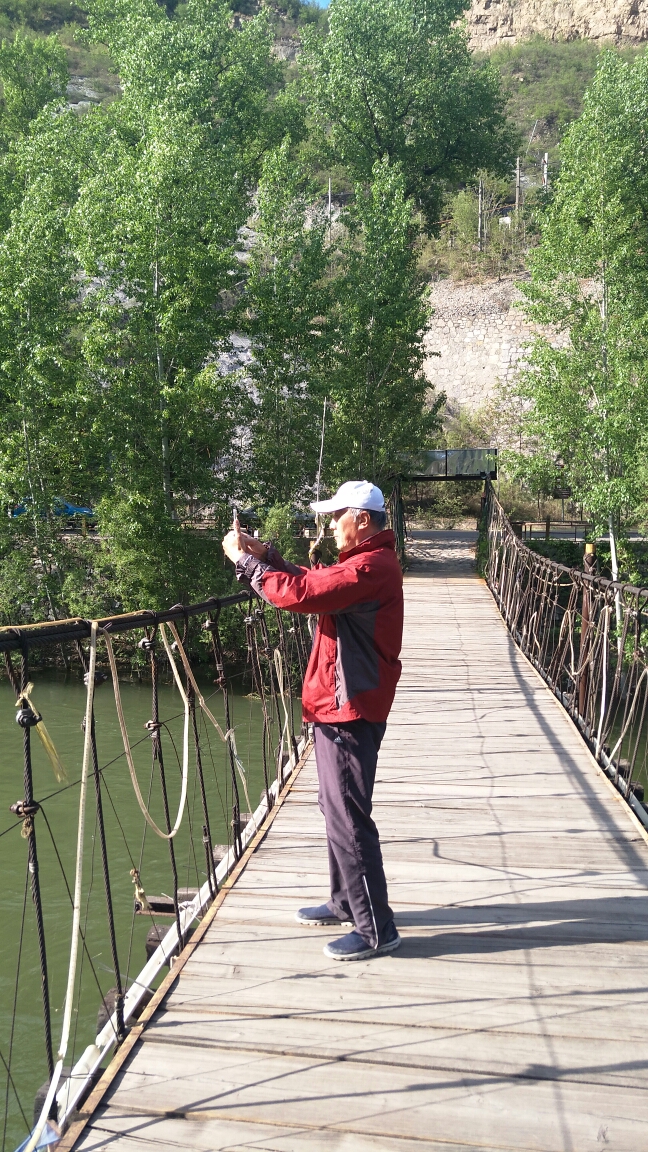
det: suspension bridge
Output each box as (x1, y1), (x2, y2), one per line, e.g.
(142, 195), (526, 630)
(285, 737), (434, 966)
(3, 485), (648, 1152)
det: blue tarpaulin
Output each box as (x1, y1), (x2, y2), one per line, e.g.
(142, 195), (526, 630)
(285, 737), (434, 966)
(15, 1121), (60, 1150)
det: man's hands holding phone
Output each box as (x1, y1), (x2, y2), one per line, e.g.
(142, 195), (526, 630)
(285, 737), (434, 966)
(222, 516), (268, 564)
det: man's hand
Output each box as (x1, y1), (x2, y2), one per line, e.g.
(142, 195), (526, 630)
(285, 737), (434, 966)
(223, 516), (271, 564)
(238, 530), (268, 560)
(222, 517), (245, 564)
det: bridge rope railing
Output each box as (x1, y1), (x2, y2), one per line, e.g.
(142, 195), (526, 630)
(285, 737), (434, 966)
(483, 480), (648, 832)
(0, 591), (311, 1152)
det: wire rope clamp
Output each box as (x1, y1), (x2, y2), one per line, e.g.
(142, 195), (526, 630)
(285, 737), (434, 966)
(10, 799), (40, 817)
(11, 799), (40, 838)
(15, 703), (40, 727)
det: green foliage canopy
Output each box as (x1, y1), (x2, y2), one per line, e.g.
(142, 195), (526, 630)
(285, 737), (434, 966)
(0, 30), (66, 140)
(244, 138), (331, 506)
(512, 51), (648, 533)
(301, 0), (518, 231)
(326, 158), (442, 481)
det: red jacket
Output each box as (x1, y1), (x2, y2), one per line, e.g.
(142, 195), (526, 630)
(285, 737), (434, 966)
(236, 530), (403, 723)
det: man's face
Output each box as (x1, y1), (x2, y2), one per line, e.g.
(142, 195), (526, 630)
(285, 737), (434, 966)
(330, 507), (371, 552)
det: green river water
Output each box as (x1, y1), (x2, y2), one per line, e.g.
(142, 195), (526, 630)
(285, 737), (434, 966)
(0, 669), (283, 1151)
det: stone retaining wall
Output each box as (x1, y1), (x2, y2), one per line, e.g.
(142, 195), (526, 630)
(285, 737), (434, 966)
(423, 277), (542, 411)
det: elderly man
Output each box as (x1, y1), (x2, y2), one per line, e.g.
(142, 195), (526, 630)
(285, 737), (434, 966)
(222, 480), (403, 961)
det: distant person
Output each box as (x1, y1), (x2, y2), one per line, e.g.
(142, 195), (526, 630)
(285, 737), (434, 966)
(222, 480), (404, 961)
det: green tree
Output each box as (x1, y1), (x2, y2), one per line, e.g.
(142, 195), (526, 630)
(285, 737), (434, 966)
(0, 105), (97, 620)
(73, 0), (292, 517)
(511, 51), (648, 581)
(0, 32), (69, 231)
(0, 0), (298, 619)
(0, 31), (67, 142)
(260, 502), (301, 562)
(244, 139), (331, 506)
(301, 0), (517, 231)
(327, 158), (442, 484)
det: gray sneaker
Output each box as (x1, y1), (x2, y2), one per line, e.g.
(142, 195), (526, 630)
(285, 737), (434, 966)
(295, 903), (353, 927)
(323, 920), (402, 961)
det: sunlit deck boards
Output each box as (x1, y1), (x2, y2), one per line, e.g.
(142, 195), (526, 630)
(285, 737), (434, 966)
(72, 531), (648, 1152)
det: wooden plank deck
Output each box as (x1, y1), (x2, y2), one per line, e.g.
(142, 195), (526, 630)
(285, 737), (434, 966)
(72, 531), (648, 1152)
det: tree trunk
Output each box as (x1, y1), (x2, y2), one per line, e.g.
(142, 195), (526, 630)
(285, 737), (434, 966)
(156, 342), (173, 518)
(153, 250), (173, 518)
(23, 416), (57, 620)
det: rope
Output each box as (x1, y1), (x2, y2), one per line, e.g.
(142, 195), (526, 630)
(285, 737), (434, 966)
(19, 639), (54, 1086)
(607, 665), (648, 765)
(39, 808), (116, 1043)
(15, 682), (67, 784)
(247, 615), (272, 808)
(275, 610), (299, 763)
(257, 610), (283, 788)
(104, 629), (189, 840)
(164, 621), (252, 814)
(595, 605), (611, 758)
(274, 647), (294, 776)
(88, 696), (125, 1041)
(72, 624), (125, 1035)
(207, 614), (242, 857)
(188, 688), (217, 898)
(25, 621), (98, 1152)
(149, 640), (183, 948)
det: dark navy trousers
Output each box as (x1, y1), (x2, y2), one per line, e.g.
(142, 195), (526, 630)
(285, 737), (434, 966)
(314, 719), (393, 948)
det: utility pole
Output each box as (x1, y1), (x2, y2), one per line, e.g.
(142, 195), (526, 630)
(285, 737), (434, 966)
(542, 152), (549, 189)
(515, 155), (521, 214)
(477, 178), (483, 252)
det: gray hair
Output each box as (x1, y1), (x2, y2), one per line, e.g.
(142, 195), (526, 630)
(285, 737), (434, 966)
(349, 506), (387, 531)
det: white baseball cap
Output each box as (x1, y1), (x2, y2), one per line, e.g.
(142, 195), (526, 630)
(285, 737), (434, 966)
(310, 480), (385, 515)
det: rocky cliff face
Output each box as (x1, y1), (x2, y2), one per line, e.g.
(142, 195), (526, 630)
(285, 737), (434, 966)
(468, 0), (648, 52)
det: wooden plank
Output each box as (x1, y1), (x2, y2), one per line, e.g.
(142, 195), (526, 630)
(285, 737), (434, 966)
(163, 969), (648, 1042)
(70, 530), (648, 1152)
(75, 1039), (648, 1152)
(79, 1112), (489, 1152)
(141, 1010), (648, 1089)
